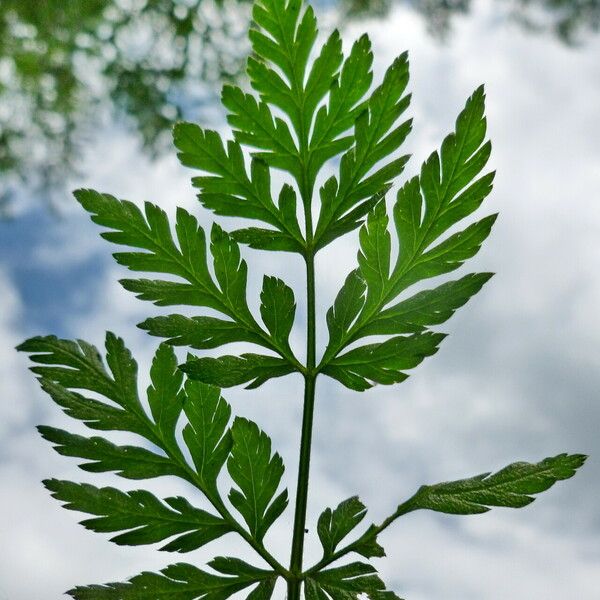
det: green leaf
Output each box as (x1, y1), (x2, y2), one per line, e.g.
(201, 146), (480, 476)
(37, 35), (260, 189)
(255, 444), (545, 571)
(19, 336), (191, 452)
(360, 272), (493, 337)
(246, 55), (298, 132)
(321, 87), (496, 381)
(18, 333), (155, 438)
(210, 222), (254, 322)
(35, 379), (142, 435)
(23, 332), (291, 582)
(182, 381), (232, 493)
(24, 337), (232, 490)
(227, 417), (288, 541)
(358, 200), (391, 311)
(305, 562), (398, 600)
(389, 86), (494, 295)
(323, 332), (446, 391)
(406, 454), (588, 515)
(44, 480), (232, 552)
(182, 353), (296, 389)
(222, 84), (299, 176)
(393, 181), (497, 289)
(246, 580), (277, 600)
(68, 561), (276, 600)
(229, 184), (304, 254)
(260, 276), (296, 351)
(352, 525), (386, 559)
(75, 188), (296, 361)
(248, 0), (316, 130)
(208, 557), (277, 599)
(317, 496), (373, 559)
(308, 34), (374, 178)
(38, 426), (183, 481)
(18, 1), (589, 597)
(251, 0), (312, 81)
(74, 189), (223, 313)
(303, 30), (343, 132)
(139, 314), (264, 350)
(147, 344), (185, 448)
(120, 278), (212, 307)
(173, 123), (303, 248)
(325, 270), (367, 355)
(18, 333), (138, 412)
(314, 53), (412, 250)
(230, 227), (301, 253)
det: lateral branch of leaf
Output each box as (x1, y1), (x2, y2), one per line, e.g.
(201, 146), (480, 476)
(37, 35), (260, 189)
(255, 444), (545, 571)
(98, 362), (292, 577)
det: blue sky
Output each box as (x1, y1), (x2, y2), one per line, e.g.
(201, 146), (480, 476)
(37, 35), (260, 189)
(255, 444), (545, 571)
(1, 2), (599, 598)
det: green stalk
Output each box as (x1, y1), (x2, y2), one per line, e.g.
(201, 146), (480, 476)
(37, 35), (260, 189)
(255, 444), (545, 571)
(288, 252), (317, 599)
(288, 155), (317, 597)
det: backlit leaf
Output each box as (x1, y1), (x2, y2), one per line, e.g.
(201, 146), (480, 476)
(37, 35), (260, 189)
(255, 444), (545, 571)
(305, 562), (398, 600)
(44, 480), (232, 552)
(182, 353), (296, 389)
(227, 417), (288, 542)
(407, 454), (588, 515)
(68, 561), (275, 600)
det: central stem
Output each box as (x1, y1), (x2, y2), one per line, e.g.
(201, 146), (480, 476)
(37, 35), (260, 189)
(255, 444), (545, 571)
(288, 161), (317, 596)
(288, 375), (316, 594)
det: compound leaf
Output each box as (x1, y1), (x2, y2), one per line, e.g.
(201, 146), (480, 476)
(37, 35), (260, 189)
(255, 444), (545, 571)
(22, 1), (587, 597)
(37, 426), (183, 481)
(407, 454), (588, 515)
(44, 480), (232, 552)
(305, 562), (399, 600)
(360, 272), (493, 337)
(68, 561), (275, 600)
(325, 270), (367, 355)
(222, 84), (299, 177)
(227, 417), (288, 542)
(182, 382), (232, 493)
(182, 353), (296, 389)
(314, 53), (411, 250)
(18, 334), (155, 439)
(260, 276), (296, 351)
(323, 332), (446, 391)
(139, 314), (263, 350)
(173, 123), (303, 250)
(318, 496), (375, 559)
(308, 34), (374, 178)
(321, 87), (496, 389)
(147, 344), (186, 449)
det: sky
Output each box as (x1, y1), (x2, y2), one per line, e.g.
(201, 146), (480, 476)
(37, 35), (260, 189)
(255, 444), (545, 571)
(1, 1), (599, 599)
